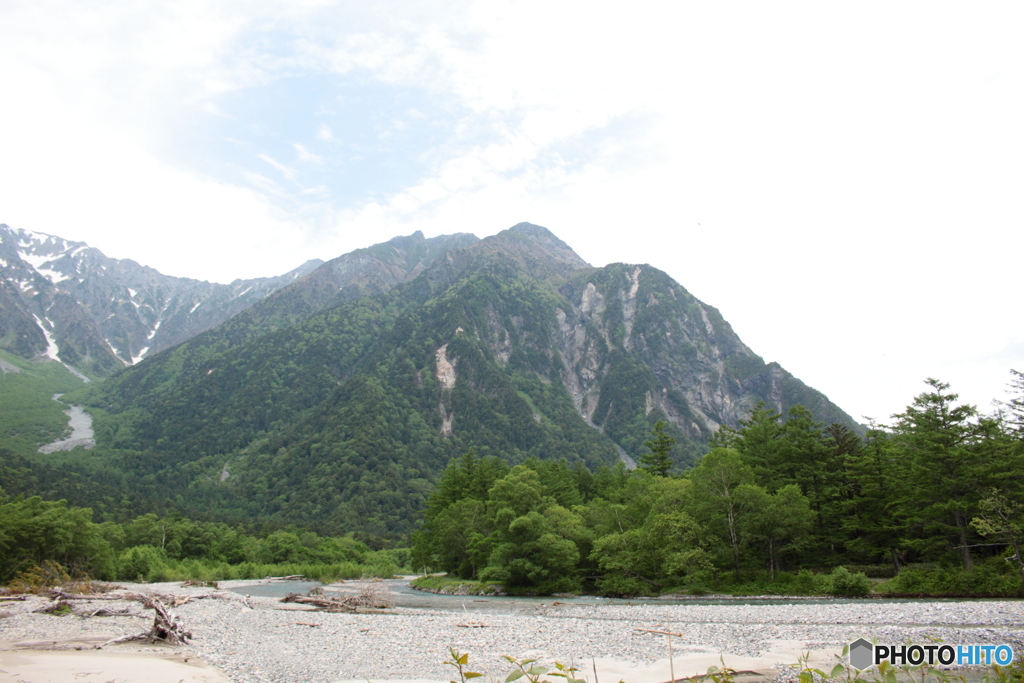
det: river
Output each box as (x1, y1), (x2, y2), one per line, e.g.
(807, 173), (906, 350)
(37, 393), (96, 453)
(228, 577), (979, 613)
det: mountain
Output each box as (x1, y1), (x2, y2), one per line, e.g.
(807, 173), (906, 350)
(64, 223), (857, 537)
(0, 223), (326, 376)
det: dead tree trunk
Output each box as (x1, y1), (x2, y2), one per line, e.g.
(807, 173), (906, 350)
(100, 597), (192, 647)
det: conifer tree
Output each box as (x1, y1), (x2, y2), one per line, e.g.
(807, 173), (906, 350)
(640, 420), (674, 477)
(892, 379), (991, 570)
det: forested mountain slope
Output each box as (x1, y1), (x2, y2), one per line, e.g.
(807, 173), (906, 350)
(70, 223), (856, 536)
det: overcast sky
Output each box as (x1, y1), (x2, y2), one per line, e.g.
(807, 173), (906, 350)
(1, 1), (1021, 425)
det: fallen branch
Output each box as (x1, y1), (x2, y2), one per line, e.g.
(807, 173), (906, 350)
(45, 589), (141, 601)
(80, 606), (134, 618)
(0, 596), (27, 602)
(634, 628), (685, 637)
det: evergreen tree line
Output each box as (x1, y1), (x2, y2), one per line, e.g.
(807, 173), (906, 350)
(411, 374), (1024, 595)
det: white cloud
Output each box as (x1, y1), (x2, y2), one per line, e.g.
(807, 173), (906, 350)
(293, 143), (324, 164)
(257, 154), (298, 181)
(1, 0), (1022, 419)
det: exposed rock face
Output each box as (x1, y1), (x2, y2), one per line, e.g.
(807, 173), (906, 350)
(435, 344), (457, 390)
(552, 264), (770, 444)
(435, 343), (457, 436)
(439, 226), (857, 462)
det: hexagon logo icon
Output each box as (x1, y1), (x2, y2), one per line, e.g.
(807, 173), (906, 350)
(849, 638), (874, 671)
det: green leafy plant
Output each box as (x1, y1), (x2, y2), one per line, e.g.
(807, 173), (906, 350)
(500, 655), (588, 683)
(443, 648), (484, 682)
(442, 650), (596, 683)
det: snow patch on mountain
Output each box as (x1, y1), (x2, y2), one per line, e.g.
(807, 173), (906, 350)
(32, 314), (60, 361)
(18, 250), (55, 270)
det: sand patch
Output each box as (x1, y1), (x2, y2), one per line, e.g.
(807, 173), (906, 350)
(0, 643), (231, 683)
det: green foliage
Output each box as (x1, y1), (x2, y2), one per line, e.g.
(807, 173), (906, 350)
(971, 489), (1024, 592)
(877, 563), (1022, 597)
(480, 467), (581, 593)
(685, 447), (753, 571)
(822, 566), (872, 596)
(409, 575), (502, 595)
(891, 379), (1007, 570)
(0, 493), (408, 587)
(736, 483), (814, 578)
(443, 650), (589, 683)
(117, 545), (168, 582)
(592, 507), (713, 596)
(0, 495), (114, 582)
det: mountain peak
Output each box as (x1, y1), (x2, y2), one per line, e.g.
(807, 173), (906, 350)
(473, 222), (590, 280)
(504, 222), (577, 254)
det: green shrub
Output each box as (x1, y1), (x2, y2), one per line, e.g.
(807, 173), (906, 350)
(792, 569), (828, 594)
(234, 562), (257, 579)
(596, 574), (656, 597)
(366, 562), (398, 579)
(842, 564), (896, 579)
(117, 545), (167, 581)
(824, 566), (872, 597)
(878, 564), (1021, 596)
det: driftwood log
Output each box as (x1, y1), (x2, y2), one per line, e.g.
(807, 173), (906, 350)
(281, 593), (358, 612)
(280, 584), (395, 612)
(100, 596), (192, 647)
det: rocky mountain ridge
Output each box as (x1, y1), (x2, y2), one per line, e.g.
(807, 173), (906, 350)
(0, 224), (481, 377)
(0, 223), (323, 375)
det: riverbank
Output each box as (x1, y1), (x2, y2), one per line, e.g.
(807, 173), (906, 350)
(1, 579), (1022, 682)
(408, 575), (504, 596)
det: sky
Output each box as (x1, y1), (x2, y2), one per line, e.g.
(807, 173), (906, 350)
(1, 0), (1022, 425)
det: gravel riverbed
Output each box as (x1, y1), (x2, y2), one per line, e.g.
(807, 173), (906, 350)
(2, 580), (1022, 683)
